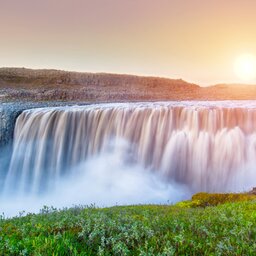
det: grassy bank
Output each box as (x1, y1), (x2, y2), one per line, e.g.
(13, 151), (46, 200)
(1, 193), (256, 255)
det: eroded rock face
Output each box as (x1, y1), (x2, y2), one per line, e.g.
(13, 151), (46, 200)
(0, 104), (23, 187)
(0, 105), (21, 147)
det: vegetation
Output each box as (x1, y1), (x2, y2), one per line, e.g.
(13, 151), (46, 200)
(0, 193), (256, 255)
(177, 192), (256, 208)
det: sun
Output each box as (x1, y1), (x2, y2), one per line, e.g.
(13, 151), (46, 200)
(234, 54), (256, 82)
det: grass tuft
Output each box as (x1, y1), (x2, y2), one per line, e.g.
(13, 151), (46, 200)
(1, 194), (256, 255)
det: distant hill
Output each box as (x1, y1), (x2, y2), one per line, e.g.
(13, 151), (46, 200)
(1, 67), (256, 102)
(204, 83), (256, 100)
(0, 68), (199, 102)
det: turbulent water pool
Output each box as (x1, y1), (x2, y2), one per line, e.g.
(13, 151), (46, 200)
(1, 101), (256, 216)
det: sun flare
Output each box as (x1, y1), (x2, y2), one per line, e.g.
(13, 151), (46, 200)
(234, 54), (256, 82)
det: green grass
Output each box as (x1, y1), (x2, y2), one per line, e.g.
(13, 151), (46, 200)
(1, 194), (256, 255)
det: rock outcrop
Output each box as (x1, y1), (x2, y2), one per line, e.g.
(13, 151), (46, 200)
(0, 68), (199, 102)
(1, 67), (256, 102)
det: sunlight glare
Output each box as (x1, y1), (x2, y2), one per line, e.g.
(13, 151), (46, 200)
(234, 54), (256, 82)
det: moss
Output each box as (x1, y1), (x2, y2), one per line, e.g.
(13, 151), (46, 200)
(190, 192), (256, 207)
(175, 192), (256, 209)
(175, 199), (201, 208)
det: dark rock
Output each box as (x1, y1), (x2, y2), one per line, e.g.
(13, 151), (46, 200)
(248, 187), (256, 195)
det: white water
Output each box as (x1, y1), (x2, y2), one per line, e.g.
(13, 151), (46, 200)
(2, 101), (256, 216)
(1, 141), (189, 216)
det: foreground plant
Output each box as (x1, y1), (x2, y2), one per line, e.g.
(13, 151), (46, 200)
(0, 195), (256, 255)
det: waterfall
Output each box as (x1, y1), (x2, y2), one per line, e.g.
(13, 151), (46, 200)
(0, 102), (67, 189)
(4, 101), (256, 195)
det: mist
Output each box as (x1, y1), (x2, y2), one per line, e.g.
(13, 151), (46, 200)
(1, 141), (190, 217)
(3, 101), (256, 217)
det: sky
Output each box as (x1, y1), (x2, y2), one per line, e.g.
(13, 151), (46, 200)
(1, 0), (256, 85)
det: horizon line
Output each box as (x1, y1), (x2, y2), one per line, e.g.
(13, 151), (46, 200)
(1, 66), (256, 88)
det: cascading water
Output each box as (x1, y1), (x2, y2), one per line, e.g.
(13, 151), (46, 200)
(0, 101), (256, 215)
(3, 101), (256, 201)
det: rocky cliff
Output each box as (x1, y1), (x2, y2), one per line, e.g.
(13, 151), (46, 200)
(0, 68), (199, 102)
(1, 68), (256, 102)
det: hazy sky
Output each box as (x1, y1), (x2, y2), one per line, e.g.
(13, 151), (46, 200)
(1, 0), (256, 85)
